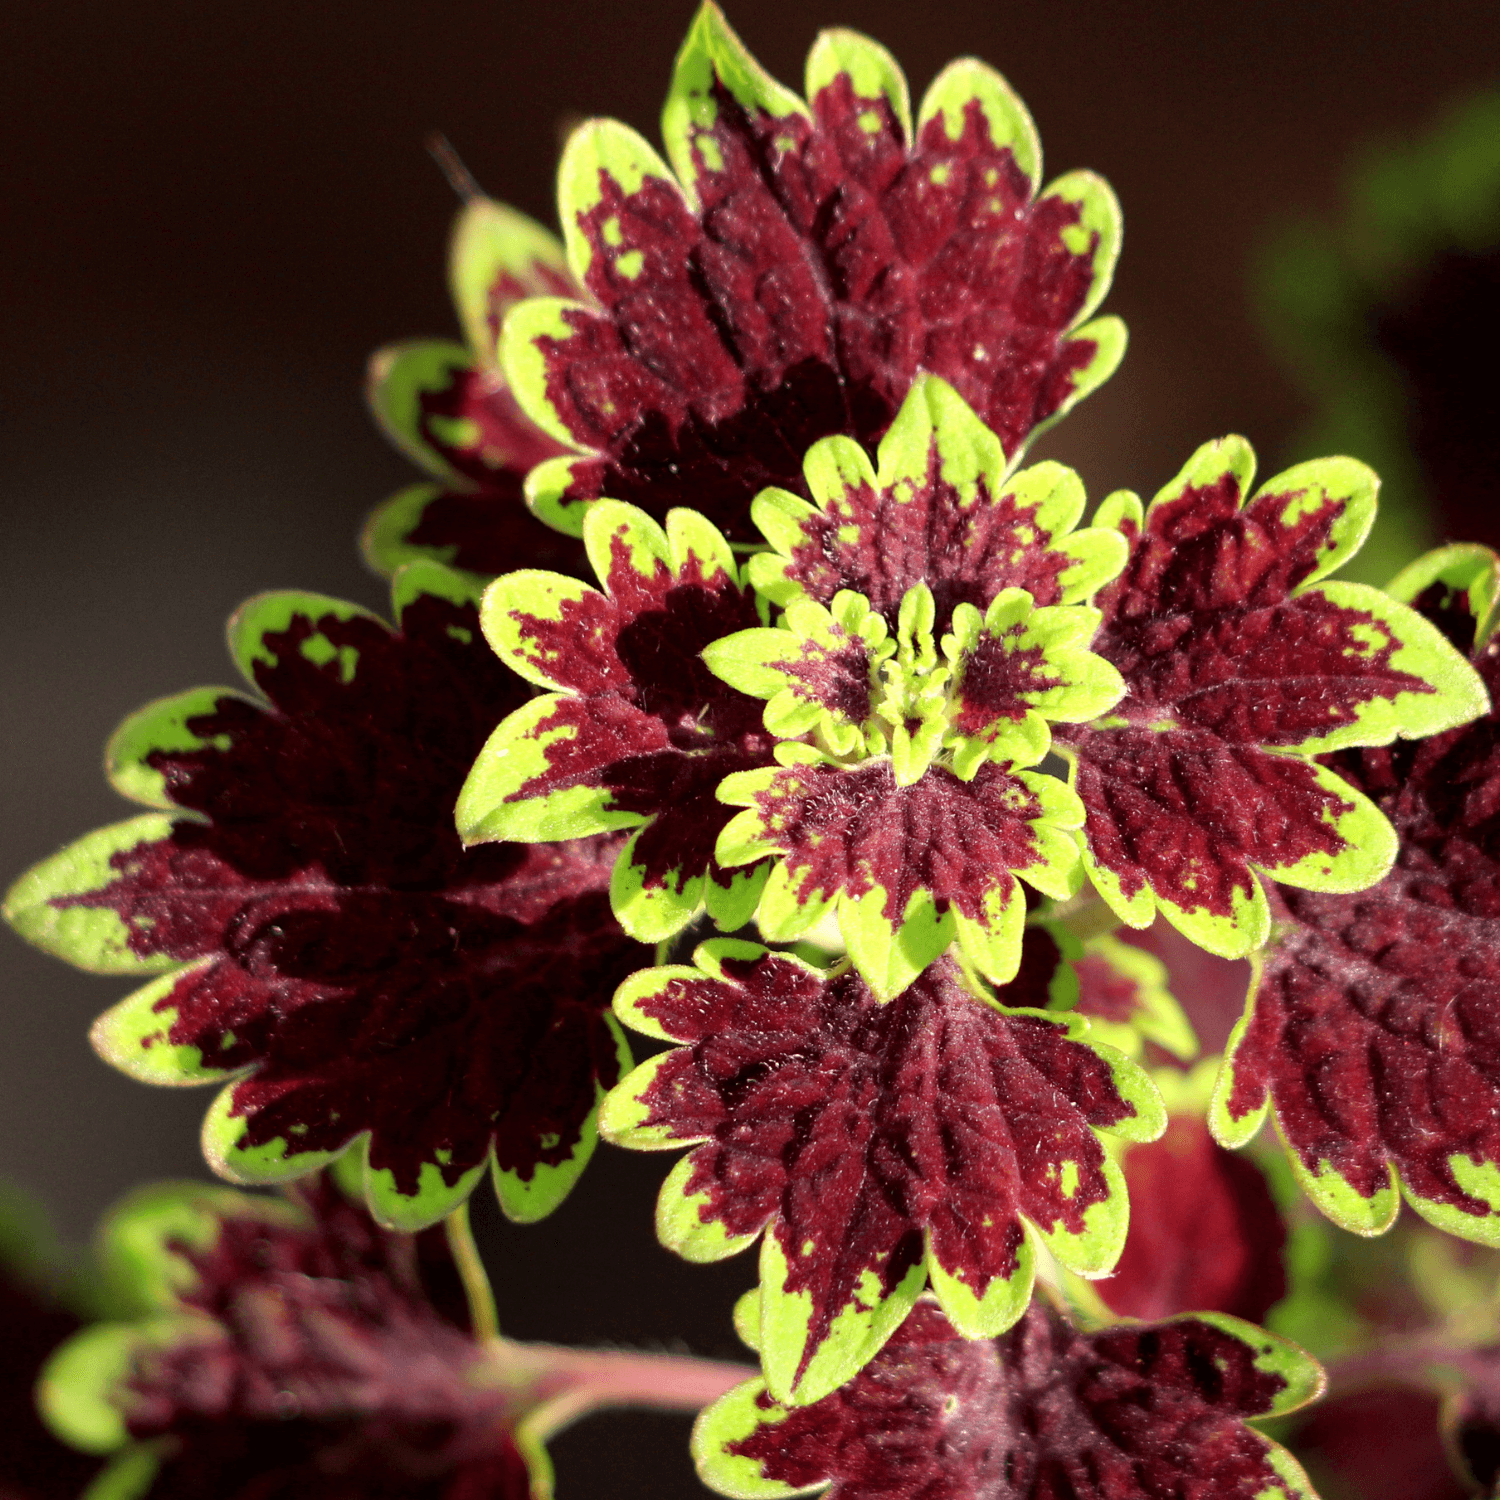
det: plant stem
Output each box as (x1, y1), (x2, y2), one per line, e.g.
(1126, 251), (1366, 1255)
(445, 1202), (499, 1342)
(503, 1343), (754, 1440)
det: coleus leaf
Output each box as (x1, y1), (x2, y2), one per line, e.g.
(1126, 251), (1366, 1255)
(1213, 545), (1500, 1244)
(499, 5), (1125, 541)
(38, 1174), (548, 1500)
(4, 563), (646, 1228)
(693, 1294), (1323, 1500)
(364, 196), (587, 578)
(1072, 932), (1198, 1061)
(706, 581), (1121, 782)
(458, 501), (775, 942)
(717, 747), (1086, 999)
(744, 374), (1127, 627)
(599, 940), (1163, 1406)
(1091, 1063), (1287, 1324)
(1057, 436), (1489, 958)
(696, 376), (1124, 996)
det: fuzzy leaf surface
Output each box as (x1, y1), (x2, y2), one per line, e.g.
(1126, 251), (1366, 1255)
(717, 751), (1083, 996)
(4, 568), (645, 1227)
(1217, 555), (1500, 1242)
(39, 1176), (541, 1500)
(602, 943), (1159, 1405)
(460, 503), (774, 940)
(746, 375), (1125, 628)
(1059, 439), (1487, 956)
(501, 8), (1124, 540)
(695, 1296), (1321, 1500)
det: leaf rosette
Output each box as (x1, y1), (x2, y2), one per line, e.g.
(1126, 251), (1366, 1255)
(5, 564), (646, 1230)
(498, 3), (1125, 540)
(694, 1294), (1323, 1500)
(599, 938), (1164, 1406)
(702, 376), (1126, 997)
(457, 501), (778, 942)
(1057, 436), (1489, 957)
(1213, 544), (1500, 1245)
(364, 195), (587, 579)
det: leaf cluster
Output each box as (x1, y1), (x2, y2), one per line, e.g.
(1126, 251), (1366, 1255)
(7, 6), (1500, 1499)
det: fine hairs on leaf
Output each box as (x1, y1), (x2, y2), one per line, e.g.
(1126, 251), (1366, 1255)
(8, 6), (1500, 1500)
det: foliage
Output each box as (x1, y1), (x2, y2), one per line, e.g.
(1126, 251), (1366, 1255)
(6, 7), (1500, 1499)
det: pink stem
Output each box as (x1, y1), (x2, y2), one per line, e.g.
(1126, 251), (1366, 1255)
(501, 1342), (755, 1437)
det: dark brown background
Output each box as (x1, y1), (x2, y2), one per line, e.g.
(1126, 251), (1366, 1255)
(3, 2), (1497, 1493)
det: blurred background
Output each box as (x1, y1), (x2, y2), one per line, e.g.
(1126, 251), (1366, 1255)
(3, 2), (1499, 1494)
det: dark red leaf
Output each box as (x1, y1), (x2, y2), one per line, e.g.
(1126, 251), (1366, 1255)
(605, 947), (1154, 1401)
(1058, 440), (1483, 956)
(1218, 564), (1500, 1239)
(1098, 1114), (1287, 1323)
(717, 752), (1086, 997)
(119, 1176), (536, 1500)
(506, 14), (1121, 540)
(363, 199), (586, 579)
(463, 507), (776, 938)
(38, 579), (645, 1220)
(704, 1297), (1320, 1500)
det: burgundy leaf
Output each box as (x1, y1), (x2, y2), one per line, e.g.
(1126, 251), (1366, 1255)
(24, 575), (645, 1223)
(604, 946), (1156, 1402)
(734, 758), (1046, 925)
(462, 505), (776, 940)
(1098, 1113), (1286, 1323)
(1217, 562), (1500, 1240)
(364, 198), (586, 579)
(116, 1176), (536, 1500)
(504, 11), (1122, 541)
(1058, 438), (1485, 956)
(717, 751), (1086, 996)
(368, 479), (591, 580)
(744, 379), (1123, 634)
(701, 1297), (1321, 1500)
(388, 352), (566, 491)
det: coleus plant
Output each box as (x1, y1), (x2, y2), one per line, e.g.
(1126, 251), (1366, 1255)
(38, 1168), (748, 1500)
(9, 6), (1500, 1499)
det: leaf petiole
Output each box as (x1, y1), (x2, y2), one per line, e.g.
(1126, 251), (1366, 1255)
(445, 1201), (500, 1342)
